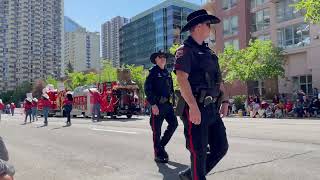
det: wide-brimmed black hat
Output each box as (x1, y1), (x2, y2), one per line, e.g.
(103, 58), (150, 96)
(150, 50), (168, 64)
(181, 9), (220, 32)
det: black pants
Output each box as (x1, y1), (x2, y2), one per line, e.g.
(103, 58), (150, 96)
(66, 109), (72, 124)
(181, 104), (229, 180)
(150, 103), (178, 158)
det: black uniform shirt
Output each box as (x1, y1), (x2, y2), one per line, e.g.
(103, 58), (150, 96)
(174, 36), (222, 96)
(144, 65), (174, 105)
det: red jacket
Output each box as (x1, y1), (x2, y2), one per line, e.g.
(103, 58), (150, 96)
(42, 99), (52, 108)
(32, 101), (38, 108)
(10, 104), (15, 109)
(24, 102), (32, 111)
(0, 103), (4, 110)
(90, 91), (101, 104)
(63, 99), (73, 106)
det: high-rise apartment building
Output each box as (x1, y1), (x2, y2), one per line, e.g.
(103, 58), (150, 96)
(101, 16), (129, 68)
(64, 16), (83, 33)
(64, 28), (100, 73)
(0, 0), (64, 92)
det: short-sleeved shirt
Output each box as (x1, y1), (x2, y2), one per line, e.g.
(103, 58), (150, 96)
(174, 36), (222, 96)
(144, 65), (174, 105)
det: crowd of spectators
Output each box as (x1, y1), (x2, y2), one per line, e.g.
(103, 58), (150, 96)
(230, 88), (320, 119)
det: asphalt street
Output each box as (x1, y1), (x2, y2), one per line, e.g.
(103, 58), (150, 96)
(0, 110), (319, 180)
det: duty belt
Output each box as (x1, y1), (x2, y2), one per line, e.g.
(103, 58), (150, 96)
(203, 96), (218, 107)
(194, 89), (218, 107)
(158, 96), (170, 104)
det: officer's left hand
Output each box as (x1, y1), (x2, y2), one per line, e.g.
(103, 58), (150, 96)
(220, 103), (229, 118)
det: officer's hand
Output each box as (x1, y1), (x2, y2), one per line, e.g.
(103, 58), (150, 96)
(151, 105), (159, 116)
(220, 103), (229, 118)
(189, 105), (201, 125)
(175, 49), (184, 59)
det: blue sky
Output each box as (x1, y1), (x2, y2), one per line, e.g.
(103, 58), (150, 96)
(64, 0), (202, 32)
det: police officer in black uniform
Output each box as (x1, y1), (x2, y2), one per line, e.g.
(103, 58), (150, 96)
(144, 50), (178, 163)
(174, 9), (229, 180)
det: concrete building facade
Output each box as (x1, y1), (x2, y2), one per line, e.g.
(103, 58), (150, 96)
(101, 16), (129, 68)
(0, 0), (64, 92)
(64, 29), (100, 73)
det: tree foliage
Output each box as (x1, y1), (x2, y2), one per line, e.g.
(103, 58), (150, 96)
(0, 81), (32, 106)
(45, 75), (58, 88)
(125, 64), (148, 95)
(169, 43), (180, 55)
(169, 44), (180, 90)
(100, 61), (117, 82)
(219, 40), (285, 82)
(293, 0), (320, 24)
(66, 62), (74, 74)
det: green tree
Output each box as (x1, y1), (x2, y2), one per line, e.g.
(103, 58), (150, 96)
(169, 44), (181, 90)
(66, 62), (74, 74)
(66, 72), (86, 90)
(84, 72), (98, 85)
(169, 43), (180, 55)
(45, 75), (58, 88)
(100, 61), (117, 82)
(125, 64), (148, 95)
(0, 91), (14, 104)
(293, 0), (320, 24)
(219, 40), (284, 82)
(13, 82), (32, 105)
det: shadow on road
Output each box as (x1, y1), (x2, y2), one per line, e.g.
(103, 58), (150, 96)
(101, 117), (145, 122)
(50, 124), (71, 130)
(36, 125), (47, 128)
(156, 161), (189, 180)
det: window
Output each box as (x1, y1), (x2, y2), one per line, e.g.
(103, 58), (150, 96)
(222, 0), (237, 10)
(293, 75), (312, 95)
(251, 0), (266, 9)
(224, 39), (239, 50)
(252, 9), (270, 32)
(276, 0), (304, 22)
(223, 16), (238, 36)
(277, 23), (310, 49)
(257, 34), (271, 40)
(252, 80), (266, 96)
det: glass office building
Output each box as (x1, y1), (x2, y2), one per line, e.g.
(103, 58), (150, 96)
(120, 0), (198, 68)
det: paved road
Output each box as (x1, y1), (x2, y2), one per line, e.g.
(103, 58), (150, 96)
(0, 111), (319, 180)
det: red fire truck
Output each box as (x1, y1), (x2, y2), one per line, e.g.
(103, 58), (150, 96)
(37, 89), (68, 117)
(71, 81), (141, 119)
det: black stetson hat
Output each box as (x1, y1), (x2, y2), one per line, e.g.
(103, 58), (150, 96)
(150, 50), (168, 64)
(181, 9), (220, 32)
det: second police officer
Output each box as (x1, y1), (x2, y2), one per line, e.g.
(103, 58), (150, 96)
(174, 9), (229, 180)
(144, 50), (178, 164)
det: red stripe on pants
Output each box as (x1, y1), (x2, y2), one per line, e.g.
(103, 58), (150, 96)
(151, 113), (157, 157)
(185, 108), (198, 180)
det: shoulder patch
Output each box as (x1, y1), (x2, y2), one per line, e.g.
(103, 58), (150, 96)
(175, 45), (191, 59)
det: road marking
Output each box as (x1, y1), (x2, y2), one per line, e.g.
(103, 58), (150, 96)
(91, 128), (138, 135)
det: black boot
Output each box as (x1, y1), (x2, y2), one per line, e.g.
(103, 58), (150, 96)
(154, 156), (168, 163)
(179, 168), (192, 180)
(160, 146), (169, 161)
